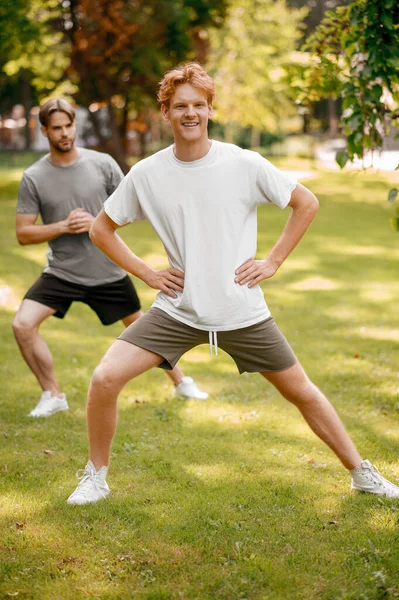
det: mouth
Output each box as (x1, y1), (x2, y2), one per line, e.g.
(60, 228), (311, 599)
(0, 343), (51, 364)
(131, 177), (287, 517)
(182, 123), (199, 128)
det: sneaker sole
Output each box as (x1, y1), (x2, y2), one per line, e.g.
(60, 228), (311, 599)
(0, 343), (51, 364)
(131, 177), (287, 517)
(67, 491), (110, 505)
(175, 392), (208, 400)
(28, 404), (69, 418)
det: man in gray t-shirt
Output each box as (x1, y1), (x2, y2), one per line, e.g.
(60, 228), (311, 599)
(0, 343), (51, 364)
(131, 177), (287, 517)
(12, 98), (207, 418)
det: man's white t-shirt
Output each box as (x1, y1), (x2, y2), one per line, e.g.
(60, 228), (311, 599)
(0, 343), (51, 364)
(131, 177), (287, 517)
(104, 140), (297, 332)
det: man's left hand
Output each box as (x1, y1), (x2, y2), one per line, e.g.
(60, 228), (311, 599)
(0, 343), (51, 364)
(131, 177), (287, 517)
(234, 257), (279, 288)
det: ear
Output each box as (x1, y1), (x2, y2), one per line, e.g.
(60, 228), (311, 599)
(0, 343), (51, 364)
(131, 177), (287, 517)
(208, 103), (214, 119)
(40, 125), (48, 138)
(161, 104), (169, 122)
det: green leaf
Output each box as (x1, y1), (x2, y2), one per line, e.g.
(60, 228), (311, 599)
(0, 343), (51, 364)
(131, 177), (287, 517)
(336, 150), (349, 169)
(388, 188), (398, 203)
(390, 218), (399, 231)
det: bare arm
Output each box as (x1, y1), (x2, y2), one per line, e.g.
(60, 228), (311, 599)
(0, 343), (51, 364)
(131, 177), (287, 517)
(16, 208), (95, 245)
(90, 209), (184, 298)
(235, 183), (319, 287)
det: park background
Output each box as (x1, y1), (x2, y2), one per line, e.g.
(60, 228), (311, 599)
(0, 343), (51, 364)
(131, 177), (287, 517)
(1, 0), (399, 598)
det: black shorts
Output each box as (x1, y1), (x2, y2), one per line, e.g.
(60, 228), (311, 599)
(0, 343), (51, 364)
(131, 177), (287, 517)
(24, 273), (141, 325)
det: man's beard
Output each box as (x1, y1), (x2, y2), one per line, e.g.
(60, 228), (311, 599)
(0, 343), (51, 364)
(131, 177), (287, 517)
(51, 137), (75, 153)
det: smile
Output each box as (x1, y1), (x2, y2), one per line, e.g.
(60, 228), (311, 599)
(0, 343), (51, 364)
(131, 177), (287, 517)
(182, 123), (199, 127)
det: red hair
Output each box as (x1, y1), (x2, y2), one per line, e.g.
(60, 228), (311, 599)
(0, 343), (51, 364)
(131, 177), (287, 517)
(157, 63), (215, 107)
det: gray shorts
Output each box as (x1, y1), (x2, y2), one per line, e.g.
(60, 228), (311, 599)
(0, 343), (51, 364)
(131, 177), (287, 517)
(119, 308), (297, 374)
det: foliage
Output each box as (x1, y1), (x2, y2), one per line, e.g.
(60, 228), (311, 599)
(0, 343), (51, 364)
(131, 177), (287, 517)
(208, 0), (307, 135)
(2, 164), (399, 598)
(0, 0), (228, 167)
(1, 0), (74, 98)
(300, 0), (399, 166)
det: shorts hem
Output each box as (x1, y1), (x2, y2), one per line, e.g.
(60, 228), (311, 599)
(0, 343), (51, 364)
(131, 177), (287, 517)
(238, 357), (298, 375)
(23, 295), (66, 319)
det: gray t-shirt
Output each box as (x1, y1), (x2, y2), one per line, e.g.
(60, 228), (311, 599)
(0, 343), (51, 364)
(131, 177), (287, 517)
(17, 148), (126, 285)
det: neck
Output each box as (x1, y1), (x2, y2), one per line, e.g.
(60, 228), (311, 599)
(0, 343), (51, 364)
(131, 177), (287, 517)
(48, 145), (79, 166)
(173, 138), (211, 162)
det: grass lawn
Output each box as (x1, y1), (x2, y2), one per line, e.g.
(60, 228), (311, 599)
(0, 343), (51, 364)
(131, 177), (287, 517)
(1, 160), (399, 599)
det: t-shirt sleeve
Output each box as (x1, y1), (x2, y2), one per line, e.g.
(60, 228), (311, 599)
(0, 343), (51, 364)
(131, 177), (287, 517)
(105, 156), (124, 196)
(103, 169), (145, 226)
(250, 152), (297, 210)
(17, 174), (40, 215)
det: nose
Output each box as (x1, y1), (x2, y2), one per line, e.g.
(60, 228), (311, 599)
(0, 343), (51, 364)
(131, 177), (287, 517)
(185, 104), (196, 117)
(61, 127), (69, 136)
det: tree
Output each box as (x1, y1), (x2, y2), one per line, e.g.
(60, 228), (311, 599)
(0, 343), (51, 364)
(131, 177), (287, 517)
(206, 0), (306, 144)
(1, 0), (228, 169)
(300, 0), (399, 169)
(63, 0), (228, 170)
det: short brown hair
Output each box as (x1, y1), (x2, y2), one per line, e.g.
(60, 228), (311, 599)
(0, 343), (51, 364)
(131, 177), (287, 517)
(157, 62), (215, 107)
(39, 99), (75, 127)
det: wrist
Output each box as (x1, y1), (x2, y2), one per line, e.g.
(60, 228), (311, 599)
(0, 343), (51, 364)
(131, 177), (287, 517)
(60, 220), (69, 234)
(136, 263), (154, 284)
(266, 253), (282, 270)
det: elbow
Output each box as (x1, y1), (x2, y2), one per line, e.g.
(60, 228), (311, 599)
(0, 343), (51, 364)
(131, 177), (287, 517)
(309, 192), (319, 216)
(89, 224), (98, 244)
(89, 222), (102, 247)
(16, 233), (28, 246)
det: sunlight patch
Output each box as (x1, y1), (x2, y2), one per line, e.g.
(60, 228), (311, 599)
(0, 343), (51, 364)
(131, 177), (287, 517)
(366, 508), (398, 532)
(181, 403), (262, 427)
(289, 277), (340, 291)
(0, 284), (20, 311)
(184, 463), (234, 481)
(12, 246), (47, 266)
(283, 257), (318, 271)
(143, 253), (169, 268)
(355, 326), (399, 342)
(182, 350), (210, 363)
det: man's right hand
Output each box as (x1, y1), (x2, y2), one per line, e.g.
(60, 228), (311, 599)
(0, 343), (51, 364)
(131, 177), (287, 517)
(142, 267), (185, 298)
(64, 208), (95, 234)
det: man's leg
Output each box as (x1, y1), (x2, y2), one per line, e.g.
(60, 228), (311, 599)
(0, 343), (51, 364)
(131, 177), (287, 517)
(67, 341), (162, 505)
(122, 311), (207, 398)
(261, 362), (399, 497)
(12, 299), (63, 396)
(261, 362), (362, 470)
(87, 340), (163, 468)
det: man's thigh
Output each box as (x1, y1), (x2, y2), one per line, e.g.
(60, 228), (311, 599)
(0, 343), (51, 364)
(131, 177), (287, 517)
(95, 339), (164, 387)
(23, 273), (76, 319)
(14, 298), (56, 328)
(119, 307), (206, 370)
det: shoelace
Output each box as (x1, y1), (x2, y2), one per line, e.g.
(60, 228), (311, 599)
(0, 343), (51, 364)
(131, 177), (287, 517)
(34, 396), (53, 410)
(208, 331), (218, 357)
(362, 463), (388, 489)
(73, 468), (99, 497)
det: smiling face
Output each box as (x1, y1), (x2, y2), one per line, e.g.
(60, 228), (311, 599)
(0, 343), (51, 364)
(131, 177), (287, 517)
(41, 111), (76, 153)
(161, 83), (213, 148)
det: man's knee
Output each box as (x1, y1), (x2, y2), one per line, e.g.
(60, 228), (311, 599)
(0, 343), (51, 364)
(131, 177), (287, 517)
(12, 313), (36, 341)
(90, 363), (120, 397)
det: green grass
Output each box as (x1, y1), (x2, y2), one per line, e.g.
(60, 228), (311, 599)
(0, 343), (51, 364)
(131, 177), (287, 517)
(1, 161), (399, 599)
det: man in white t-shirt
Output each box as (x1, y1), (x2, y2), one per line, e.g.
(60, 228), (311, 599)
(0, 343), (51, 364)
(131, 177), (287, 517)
(67, 63), (399, 504)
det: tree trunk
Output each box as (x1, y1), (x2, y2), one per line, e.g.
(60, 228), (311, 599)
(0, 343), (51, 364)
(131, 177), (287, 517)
(20, 73), (32, 150)
(328, 98), (338, 138)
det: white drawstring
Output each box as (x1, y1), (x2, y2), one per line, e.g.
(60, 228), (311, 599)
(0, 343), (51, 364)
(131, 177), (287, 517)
(208, 331), (218, 357)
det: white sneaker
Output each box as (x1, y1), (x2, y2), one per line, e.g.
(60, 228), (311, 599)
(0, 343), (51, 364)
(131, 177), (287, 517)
(67, 460), (110, 505)
(351, 459), (399, 498)
(175, 376), (208, 400)
(28, 391), (69, 417)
